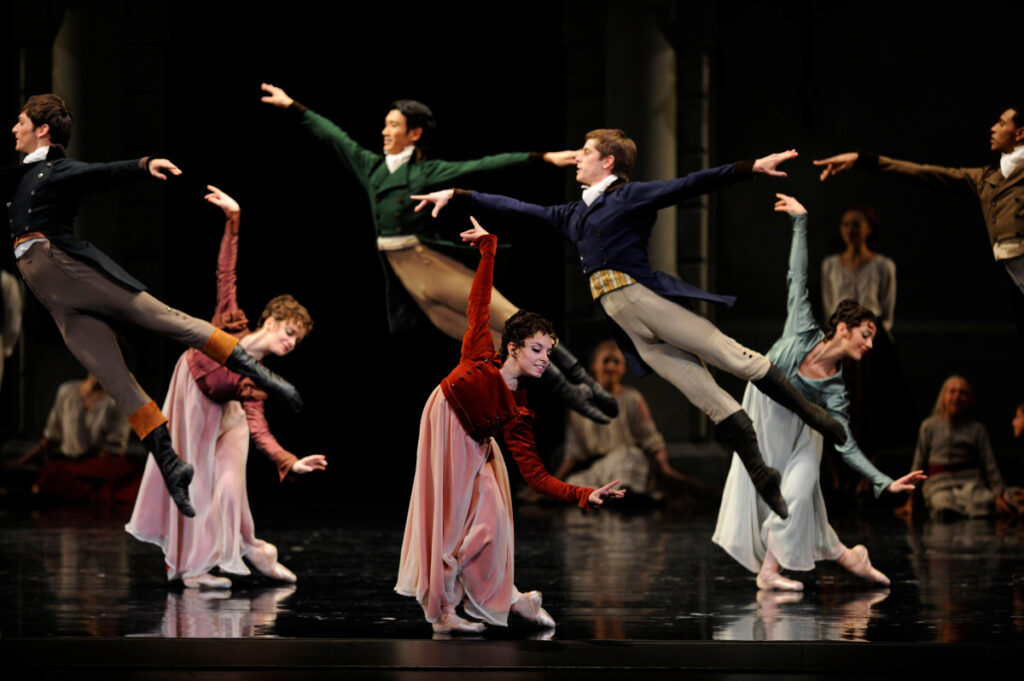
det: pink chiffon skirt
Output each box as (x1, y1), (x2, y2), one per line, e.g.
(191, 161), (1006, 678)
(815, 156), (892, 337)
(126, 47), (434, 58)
(395, 386), (518, 626)
(126, 354), (259, 580)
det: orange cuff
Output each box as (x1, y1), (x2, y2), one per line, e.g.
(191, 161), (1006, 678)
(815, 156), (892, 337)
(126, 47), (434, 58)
(129, 401), (167, 440)
(202, 328), (239, 365)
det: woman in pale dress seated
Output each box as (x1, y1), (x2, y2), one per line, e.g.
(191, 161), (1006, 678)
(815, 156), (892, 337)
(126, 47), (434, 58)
(555, 339), (698, 500)
(395, 218), (623, 635)
(897, 376), (1016, 520)
(713, 194), (924, 591)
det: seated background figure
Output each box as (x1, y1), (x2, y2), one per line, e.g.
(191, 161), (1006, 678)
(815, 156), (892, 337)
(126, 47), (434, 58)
(555, 340), (698, 500)
(9, 373), (137, 503)
(902, 376), (1015, 519)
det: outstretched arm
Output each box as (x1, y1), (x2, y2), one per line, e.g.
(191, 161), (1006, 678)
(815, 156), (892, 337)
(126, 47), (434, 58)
(813, 152), (860, 181)
(814, 150), (984, 200)
(241, 398), (301, 481)
(204, 186), (248, 329)
(774, 194), (819, 338)
(460, 219), (498, 362)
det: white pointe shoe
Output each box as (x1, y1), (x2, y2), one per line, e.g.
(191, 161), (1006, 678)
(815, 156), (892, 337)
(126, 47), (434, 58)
(755, 571), (804, 591)
(840, 545), (891, 586)
(511, 591), (556, 629)
(183, 572), (232, 589)
(247, 541), (298, 583)
(431, 612), (486, 634)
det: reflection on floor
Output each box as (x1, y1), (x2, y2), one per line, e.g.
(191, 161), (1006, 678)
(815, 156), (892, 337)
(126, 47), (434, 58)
(0, 502), (1022, 642)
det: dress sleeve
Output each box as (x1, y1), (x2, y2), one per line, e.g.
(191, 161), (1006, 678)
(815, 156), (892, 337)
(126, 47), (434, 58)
(625, 390), (666, 456)
(460, 233), (499, 362)
(782, 213), (820, 338)
(910, 418), (931, 474)
(563, 412), (589, 464)
(210, 214), (249, 332)
(241, 395), (300, 482)
(824, 387), (894, 497)
(465, 191), (571, 239)
(975, 422), (1006, 496)
(505, 407), (594, 508)
(417, 153), (531, 186)
(296, 107), (381, 190)
(878, 256), (896, 334)
(821, 256), (838, 323)
(859, 153), (986, 203)
(614, 162), (753, 212)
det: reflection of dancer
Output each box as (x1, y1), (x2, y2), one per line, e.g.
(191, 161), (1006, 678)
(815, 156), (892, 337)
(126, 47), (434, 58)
(898, 376), (1015, 519)
(259, 84), (615, 423)
(815, 107), (1024, 341)
(395, 218), (622, 635)
(3, 94), (301, 517)
(127, 187), (325, 589)
(412, 130), (849, 519)
(713, 195), (923, 591)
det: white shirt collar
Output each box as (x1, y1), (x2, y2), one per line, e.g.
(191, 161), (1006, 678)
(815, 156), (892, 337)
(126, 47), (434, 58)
(1000, 144), (1024, 178)
(581, 174), (619, 206)
(385, 145), (415, 174)
(22, 145), (50, 164)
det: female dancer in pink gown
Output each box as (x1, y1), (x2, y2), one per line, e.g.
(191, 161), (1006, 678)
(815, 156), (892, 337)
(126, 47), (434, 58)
(395, 217), (623, 634)
(126, 187), (326, 589)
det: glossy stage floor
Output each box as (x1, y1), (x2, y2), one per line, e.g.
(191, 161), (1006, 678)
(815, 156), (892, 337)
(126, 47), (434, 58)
(1, 501), (1021, 679)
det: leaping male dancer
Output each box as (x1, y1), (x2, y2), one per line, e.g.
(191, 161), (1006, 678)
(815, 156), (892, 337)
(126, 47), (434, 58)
(412, 129), (849, 518)
(4, 94), (301, 517)
(259, 84), (617, 423)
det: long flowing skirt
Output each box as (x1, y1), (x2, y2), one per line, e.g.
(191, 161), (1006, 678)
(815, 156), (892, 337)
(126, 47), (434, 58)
(126, 354), (258, 580)
(712, 383), (844, 573)
(395, 386), (518, 626)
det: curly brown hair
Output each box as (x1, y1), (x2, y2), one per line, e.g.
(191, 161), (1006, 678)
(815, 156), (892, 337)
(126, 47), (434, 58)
(824, 299), (877, 340)
(257, 295), (313, 336)
(500, 310), (557, 361)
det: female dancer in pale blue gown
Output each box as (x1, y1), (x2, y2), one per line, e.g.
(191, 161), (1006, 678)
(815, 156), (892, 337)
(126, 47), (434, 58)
(713, 194), (924, 591)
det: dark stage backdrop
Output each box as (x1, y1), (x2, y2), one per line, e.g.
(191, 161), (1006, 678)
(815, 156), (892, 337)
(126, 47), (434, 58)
(5, 1), (1024, 509)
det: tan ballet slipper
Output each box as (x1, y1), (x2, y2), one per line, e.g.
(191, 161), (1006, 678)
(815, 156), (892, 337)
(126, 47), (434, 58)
(431, 611), (485, 634)
(182, 572), (231, 589)
(246, 541), (298, 583)
(511, 590), (556, 629)
(839, 545), (891, 586)
(755, 570), (804, 591)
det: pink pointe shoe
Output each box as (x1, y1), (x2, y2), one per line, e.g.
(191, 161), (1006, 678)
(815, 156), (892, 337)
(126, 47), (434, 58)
(182, 572), (231, 589)
(246, 541), (297, 583)
(755, 570), (804, 592)
(511, 591), (556, 629)
(840, 545), (891, 586)
(432, 612), (486, 634)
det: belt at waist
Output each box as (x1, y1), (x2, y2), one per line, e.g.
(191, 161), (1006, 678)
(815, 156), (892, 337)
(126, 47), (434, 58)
(13, 232), (47, 258)
(993, 236), (1024, 261)
(377, 235), (421, 251)
(589, 269), (637, 300)
(928, 462), (978, 475)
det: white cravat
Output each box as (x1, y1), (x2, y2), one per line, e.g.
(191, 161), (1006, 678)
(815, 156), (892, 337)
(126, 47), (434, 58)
(1000, 144), (1024, 178)
(22, 145), (50, 164)
(385, 145), (415, 174)
(581, 174), (619, 206)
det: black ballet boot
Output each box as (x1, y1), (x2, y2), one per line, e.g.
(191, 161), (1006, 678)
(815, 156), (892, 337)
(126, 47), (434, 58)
(225, 345), (303, 413)
(753, 365), (846, 446)
(716, 410), (788, 519)
(550, 345), (619, 419)
(538, 364), (611, 424)
(142, 424), (195, 518)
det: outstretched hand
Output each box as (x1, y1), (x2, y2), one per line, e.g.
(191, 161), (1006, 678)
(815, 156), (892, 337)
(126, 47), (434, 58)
(753, 149), (798, 177)
(587, 480), (626, 508)
(411, 188), (454, 218)
(291, 454), (327, 475)
(995, 491), (1018, 515)
(149, 158), (182, 180)
(773, 193), (806, 215)
(542, 149), (579, 167)
(887, 469), (926, 494)
(459, 216), (489, 242)
(260, 82), (294, 109)
(204, 185), (240, 216)
(812, 152), (859, 181)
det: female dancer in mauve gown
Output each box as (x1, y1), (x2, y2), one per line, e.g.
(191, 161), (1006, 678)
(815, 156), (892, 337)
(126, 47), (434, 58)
(713, 194), (924, 591)
(395, 217), (623, 634)
(126, 187), (326, 589)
